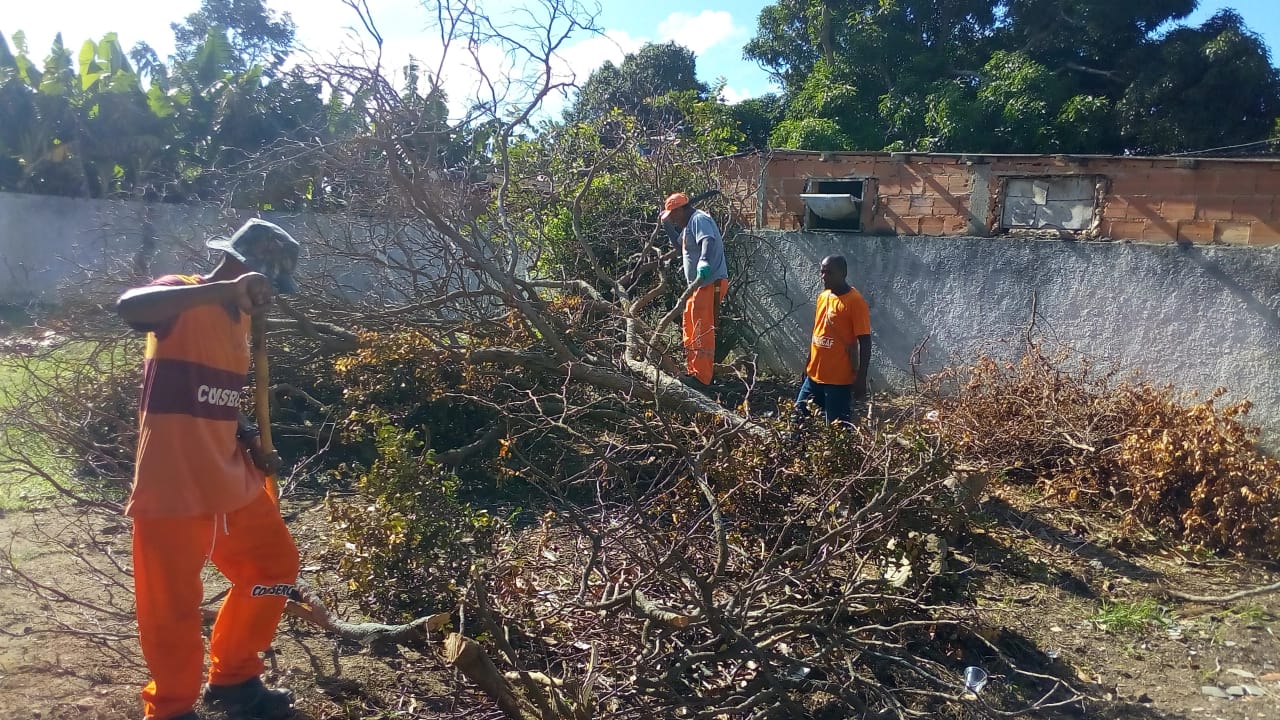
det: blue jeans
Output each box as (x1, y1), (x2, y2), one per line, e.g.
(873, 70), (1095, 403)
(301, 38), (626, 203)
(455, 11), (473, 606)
(794, 376), (853, 425)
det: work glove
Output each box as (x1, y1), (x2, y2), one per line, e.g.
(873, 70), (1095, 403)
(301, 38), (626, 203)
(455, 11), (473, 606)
(696, 260), (711, 284)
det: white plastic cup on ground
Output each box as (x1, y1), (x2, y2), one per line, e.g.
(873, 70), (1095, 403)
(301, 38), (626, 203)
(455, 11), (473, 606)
(963, 666), (989, 694)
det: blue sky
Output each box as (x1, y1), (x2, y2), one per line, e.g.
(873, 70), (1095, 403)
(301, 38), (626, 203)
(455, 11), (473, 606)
(4, 0), (1277, 112)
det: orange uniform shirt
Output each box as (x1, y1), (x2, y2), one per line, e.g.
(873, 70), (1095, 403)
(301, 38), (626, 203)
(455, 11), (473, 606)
(124, 275), (261, 518)
(805, 286), (871, 386)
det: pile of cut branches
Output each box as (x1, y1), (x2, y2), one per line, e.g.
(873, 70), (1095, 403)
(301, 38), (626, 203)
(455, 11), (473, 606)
(424, 421), (1083, 720)
(926, 344), (1280, 556)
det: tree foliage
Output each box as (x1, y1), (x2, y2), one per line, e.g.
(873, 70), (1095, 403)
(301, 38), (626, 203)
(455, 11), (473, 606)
(171, 0), (296, 75)
(0, 30), (172, 198)
(11, 3), (1280, 719)
(1119, 10), (1280, 154)
(727, 93), (785, 151)
(746, 1), (1280, 153)
(0, 1), (370, 205)
(770, 117), (852, 151)
(568, 42), (707, 129)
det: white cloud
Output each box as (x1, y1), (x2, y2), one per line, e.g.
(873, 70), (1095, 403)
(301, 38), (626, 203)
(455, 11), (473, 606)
(424, 28), (648, 121)
(542, 29), (645, 116)
(551, 29), (644, 86)
(657, 10), (740, 55)
(719, 85), (754, 104)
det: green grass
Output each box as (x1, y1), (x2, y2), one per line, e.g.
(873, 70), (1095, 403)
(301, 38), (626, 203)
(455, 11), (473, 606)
(0, 341), (115, 510)
(0, 355), (62, 509)
(2, 303), (139, 510)
(1092, 598), (1170, 635)
(1226, 603), (1274, 626)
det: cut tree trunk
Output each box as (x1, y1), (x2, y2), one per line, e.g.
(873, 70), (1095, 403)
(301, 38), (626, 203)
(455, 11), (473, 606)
(445, 632), (535, 720)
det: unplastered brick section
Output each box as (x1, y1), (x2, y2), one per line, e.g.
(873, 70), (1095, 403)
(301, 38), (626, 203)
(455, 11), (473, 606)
(716, 151), (1280, 245)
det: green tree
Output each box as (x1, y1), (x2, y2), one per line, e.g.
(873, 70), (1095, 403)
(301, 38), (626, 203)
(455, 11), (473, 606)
(501, 104), (732, 286)
(998, 0), (1196, 89)
(745, 0), (1280, 154)
(569, 42), (707, 128)
(651, 83), (745, 154)
(0, 20), (339, 208)
(171, 0), (295, 75)
(0, 31), (171, 197)
(746, 0), (999, 151)
(158, 5), (339, 207)
(742, 0), (823, 91)
(728, 94), (784, 150)
(396, 58), (470, 172)
(770, 117), (852, 151)
(1119, 10), (1280, 154)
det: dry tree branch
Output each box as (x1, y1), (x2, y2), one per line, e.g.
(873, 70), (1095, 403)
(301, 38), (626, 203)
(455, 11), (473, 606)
(287, 583), (451, 649)
(1164, 580), (1280, 604)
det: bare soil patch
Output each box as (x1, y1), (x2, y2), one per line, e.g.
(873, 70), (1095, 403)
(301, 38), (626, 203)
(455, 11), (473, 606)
(0, 501), (456, 720)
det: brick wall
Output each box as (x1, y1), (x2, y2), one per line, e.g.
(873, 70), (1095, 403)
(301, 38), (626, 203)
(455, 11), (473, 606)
(718, 151), (1280, 246)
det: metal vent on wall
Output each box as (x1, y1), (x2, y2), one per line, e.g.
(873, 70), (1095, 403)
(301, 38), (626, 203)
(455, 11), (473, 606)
(802, 179), (865, 231)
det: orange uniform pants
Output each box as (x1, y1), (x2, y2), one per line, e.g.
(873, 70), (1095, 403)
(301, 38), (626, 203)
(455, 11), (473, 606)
(683, 279), (728, 384)
(132, 488), (299, 720)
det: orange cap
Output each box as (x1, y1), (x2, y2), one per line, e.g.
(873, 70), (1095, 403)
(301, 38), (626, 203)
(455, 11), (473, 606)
(659, 192), (689, 221)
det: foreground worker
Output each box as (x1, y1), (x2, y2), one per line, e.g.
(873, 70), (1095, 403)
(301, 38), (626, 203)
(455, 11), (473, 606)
(795, 255), (872, 425)
(116, 219), (302, 720)
(660, 192), (729, 388)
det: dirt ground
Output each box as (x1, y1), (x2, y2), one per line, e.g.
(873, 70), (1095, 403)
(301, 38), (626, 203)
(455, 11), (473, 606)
(0, 501), (456, 720)
(4, 489), (1280, 720)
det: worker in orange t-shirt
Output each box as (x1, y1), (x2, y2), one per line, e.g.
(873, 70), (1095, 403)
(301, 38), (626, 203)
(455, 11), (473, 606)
(795, 255), (872, 426)
(116, 219), (301, 720)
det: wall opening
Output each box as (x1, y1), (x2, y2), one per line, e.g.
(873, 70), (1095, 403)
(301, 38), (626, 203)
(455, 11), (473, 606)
(1001, 176), (1100, 231)
(801, 178), (865, 231)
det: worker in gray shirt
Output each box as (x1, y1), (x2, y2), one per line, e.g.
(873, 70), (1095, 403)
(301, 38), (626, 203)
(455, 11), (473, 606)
(660, 191), (729, 388)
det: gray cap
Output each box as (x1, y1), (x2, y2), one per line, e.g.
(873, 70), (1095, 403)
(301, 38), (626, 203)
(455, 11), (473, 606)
(206, 219), (301, 294)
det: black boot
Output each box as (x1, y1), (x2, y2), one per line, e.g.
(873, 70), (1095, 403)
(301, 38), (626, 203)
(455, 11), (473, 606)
(680, 374), (711, 392)
(202, 677), (294, 719)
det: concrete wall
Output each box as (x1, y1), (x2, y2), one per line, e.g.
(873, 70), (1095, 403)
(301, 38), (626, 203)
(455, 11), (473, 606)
(0, 193), (288, 304)
(715, 151), (1280, 245)
(6, 192), (1280, 442)
(741, 231), (1280, 441)
(0, 192), (456, 305)
(1, 193), (160, 304)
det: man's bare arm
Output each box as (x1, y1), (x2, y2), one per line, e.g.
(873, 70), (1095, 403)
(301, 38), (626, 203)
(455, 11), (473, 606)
(846, 341), (860, 378)
(116, 273), (271, 327)
(854, 334), (872, 398)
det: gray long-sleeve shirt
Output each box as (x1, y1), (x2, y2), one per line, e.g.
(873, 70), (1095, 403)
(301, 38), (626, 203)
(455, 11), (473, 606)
(671, 210), (729, 285)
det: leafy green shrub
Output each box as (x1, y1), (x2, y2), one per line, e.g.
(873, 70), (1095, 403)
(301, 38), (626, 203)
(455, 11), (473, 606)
(332, 329), (500, 462)
(327, 420), (502, 618)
